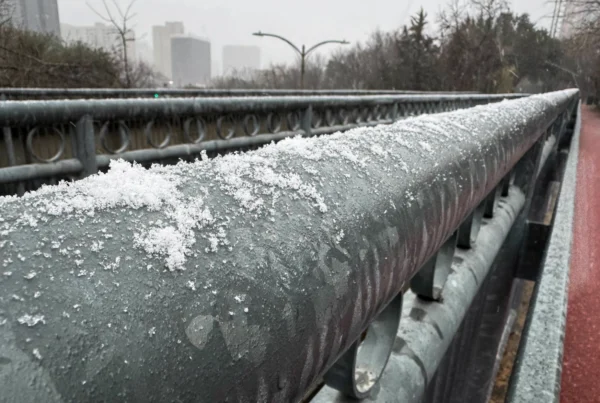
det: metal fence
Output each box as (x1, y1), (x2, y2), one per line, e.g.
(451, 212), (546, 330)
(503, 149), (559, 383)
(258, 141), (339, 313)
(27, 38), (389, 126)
(0, 89), (579, 403)
(507, 97), (581, 403)
(0, 88), (480, 100)
(0, 93), (522, 196)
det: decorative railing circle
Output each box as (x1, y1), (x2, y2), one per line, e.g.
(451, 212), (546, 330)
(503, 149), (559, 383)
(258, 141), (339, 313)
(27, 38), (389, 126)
(368, 105), (383, 122)
(286, 111), (301, 131)
(325, 109), (336, 127)
(216, 116), (237, 140)
(26, 126), (66, 163)
(243, 114), (260, 137)
(338, 109), (350, 125)
(324, 294), (403, 399)
(364, 106), (374, 122)
(99, 121), (130, 154)
(353, 108), (364, 124)
(145, 120), (172, 149)
(457, 201), (486, 249)
(411, 230), (458, 301)
(183, 117), (207, 144)
(266, 113), (282, 133)
(311, 110), (323, 129)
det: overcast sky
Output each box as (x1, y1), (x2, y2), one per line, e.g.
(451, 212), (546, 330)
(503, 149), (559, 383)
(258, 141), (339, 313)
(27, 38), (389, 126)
(57, 0), (554, 73)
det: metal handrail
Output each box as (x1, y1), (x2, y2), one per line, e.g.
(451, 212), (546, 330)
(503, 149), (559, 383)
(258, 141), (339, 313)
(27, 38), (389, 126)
(0, 93), (524, 193)
(0, 88), (483, 100)
(0, 89), (578, 402)
(0, 94), (522, 125)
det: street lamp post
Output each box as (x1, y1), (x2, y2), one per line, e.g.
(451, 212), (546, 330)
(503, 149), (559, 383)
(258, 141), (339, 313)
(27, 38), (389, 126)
(253, 31), (349, 89)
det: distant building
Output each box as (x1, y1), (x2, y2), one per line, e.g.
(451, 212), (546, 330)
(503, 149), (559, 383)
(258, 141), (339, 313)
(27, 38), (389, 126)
(211, 61), (219, 78)
(171, 35), (211, 87)
(222, 45), (261, 76)
(136, 40), (153, 66)
(7, 0), (60, 35)
(152, 21), (184, 79)
(61, 22), (136, 61)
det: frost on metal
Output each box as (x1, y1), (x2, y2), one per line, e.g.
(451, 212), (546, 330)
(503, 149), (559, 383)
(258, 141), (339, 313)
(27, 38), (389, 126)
(0, 90), (578, 403)
(17, 314), (45, 327)
(508, 102), (581, 403)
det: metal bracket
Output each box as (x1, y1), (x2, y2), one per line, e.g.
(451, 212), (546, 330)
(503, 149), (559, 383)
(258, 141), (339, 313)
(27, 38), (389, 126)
(410, 231), (458, 301)
(324, 293), (403, 399)
(516, 180), (562, 281)
(458, 201), (486, 249)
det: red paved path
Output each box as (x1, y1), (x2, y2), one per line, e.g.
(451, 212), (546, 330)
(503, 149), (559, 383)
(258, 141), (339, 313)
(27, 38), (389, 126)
(561, 106), (600, 403)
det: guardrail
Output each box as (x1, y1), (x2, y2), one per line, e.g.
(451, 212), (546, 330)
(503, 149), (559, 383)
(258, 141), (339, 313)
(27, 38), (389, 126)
(0, 89), (579, 402)
(507, 99), (581, 403)
(0, 93), (522, 196)
(0, 88), (480, 100)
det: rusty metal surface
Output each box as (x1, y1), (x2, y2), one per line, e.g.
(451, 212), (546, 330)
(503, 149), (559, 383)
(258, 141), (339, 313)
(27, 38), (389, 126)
(0, 90), (577, 402)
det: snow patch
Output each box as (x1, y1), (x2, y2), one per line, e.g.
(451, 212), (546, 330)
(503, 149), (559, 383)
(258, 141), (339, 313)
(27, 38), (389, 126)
(17, 314), (45, 327)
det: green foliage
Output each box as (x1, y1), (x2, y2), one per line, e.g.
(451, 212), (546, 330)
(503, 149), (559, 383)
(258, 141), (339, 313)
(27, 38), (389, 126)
(321, 10), (441, 90)
(0, 26), (122, 88)
(438, 11), (564, 93)
(0, 24), (159, 88)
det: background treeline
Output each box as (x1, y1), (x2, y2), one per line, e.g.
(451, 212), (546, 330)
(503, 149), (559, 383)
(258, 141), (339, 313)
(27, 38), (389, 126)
(0, 0), (598, 99)
(212, 0), (599, 98)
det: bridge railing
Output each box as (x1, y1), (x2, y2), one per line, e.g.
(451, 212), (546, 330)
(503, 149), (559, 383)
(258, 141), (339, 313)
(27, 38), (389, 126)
(0, 88), (480, 100)
(507, 97), (581, 403)
(0, 93), (521, 196)
(0, 89), (579, 402)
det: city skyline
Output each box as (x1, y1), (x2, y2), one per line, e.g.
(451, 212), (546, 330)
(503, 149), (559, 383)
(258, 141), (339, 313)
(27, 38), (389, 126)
(7, 0), (60, 34)
(152, 21), (185, 79)
(57, 0), (553, 69)
(2, 0), (559, 80)
(171, 34), (211, 86)
(61, 22), (137, 62)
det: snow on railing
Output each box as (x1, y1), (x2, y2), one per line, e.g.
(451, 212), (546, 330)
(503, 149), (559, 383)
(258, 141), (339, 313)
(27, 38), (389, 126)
(0, 93), (523, 196)
(0, 90), (578, 402)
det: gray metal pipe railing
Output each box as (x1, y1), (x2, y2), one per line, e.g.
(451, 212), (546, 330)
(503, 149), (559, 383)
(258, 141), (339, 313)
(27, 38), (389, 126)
(0, 93), (524, 193)
(0, 94), (522, 126)
(314, 187), (526, 402)
(0, 88), (481, 100)
(507, 101), (582, 403)
(0, 89), (578, 403)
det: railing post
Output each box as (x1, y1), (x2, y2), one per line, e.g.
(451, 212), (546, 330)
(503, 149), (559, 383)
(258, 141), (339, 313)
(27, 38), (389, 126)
(391, 103), (399, 121)
(75, 115), (98, 177)
(1, 93), (26, 195)
(301, 105), (313, 136)
(2, 126), (25, 196)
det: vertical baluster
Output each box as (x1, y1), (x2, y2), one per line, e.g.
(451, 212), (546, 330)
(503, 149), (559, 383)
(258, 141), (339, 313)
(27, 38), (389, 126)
(301, 105), (313, 136)
(3, 126), (25, 196)
(75, 115), (98, 177)
(391, 103), (399, 122)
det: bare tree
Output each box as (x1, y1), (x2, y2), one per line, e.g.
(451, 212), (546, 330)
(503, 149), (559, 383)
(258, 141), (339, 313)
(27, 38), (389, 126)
(0, 0), (13, 27)
(438, 0), (468, 34)
(550, 0), (600, 100)
(552, 0), (600, 39)
(470, 0), (508, 19)
(88, 0), (137, 87)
